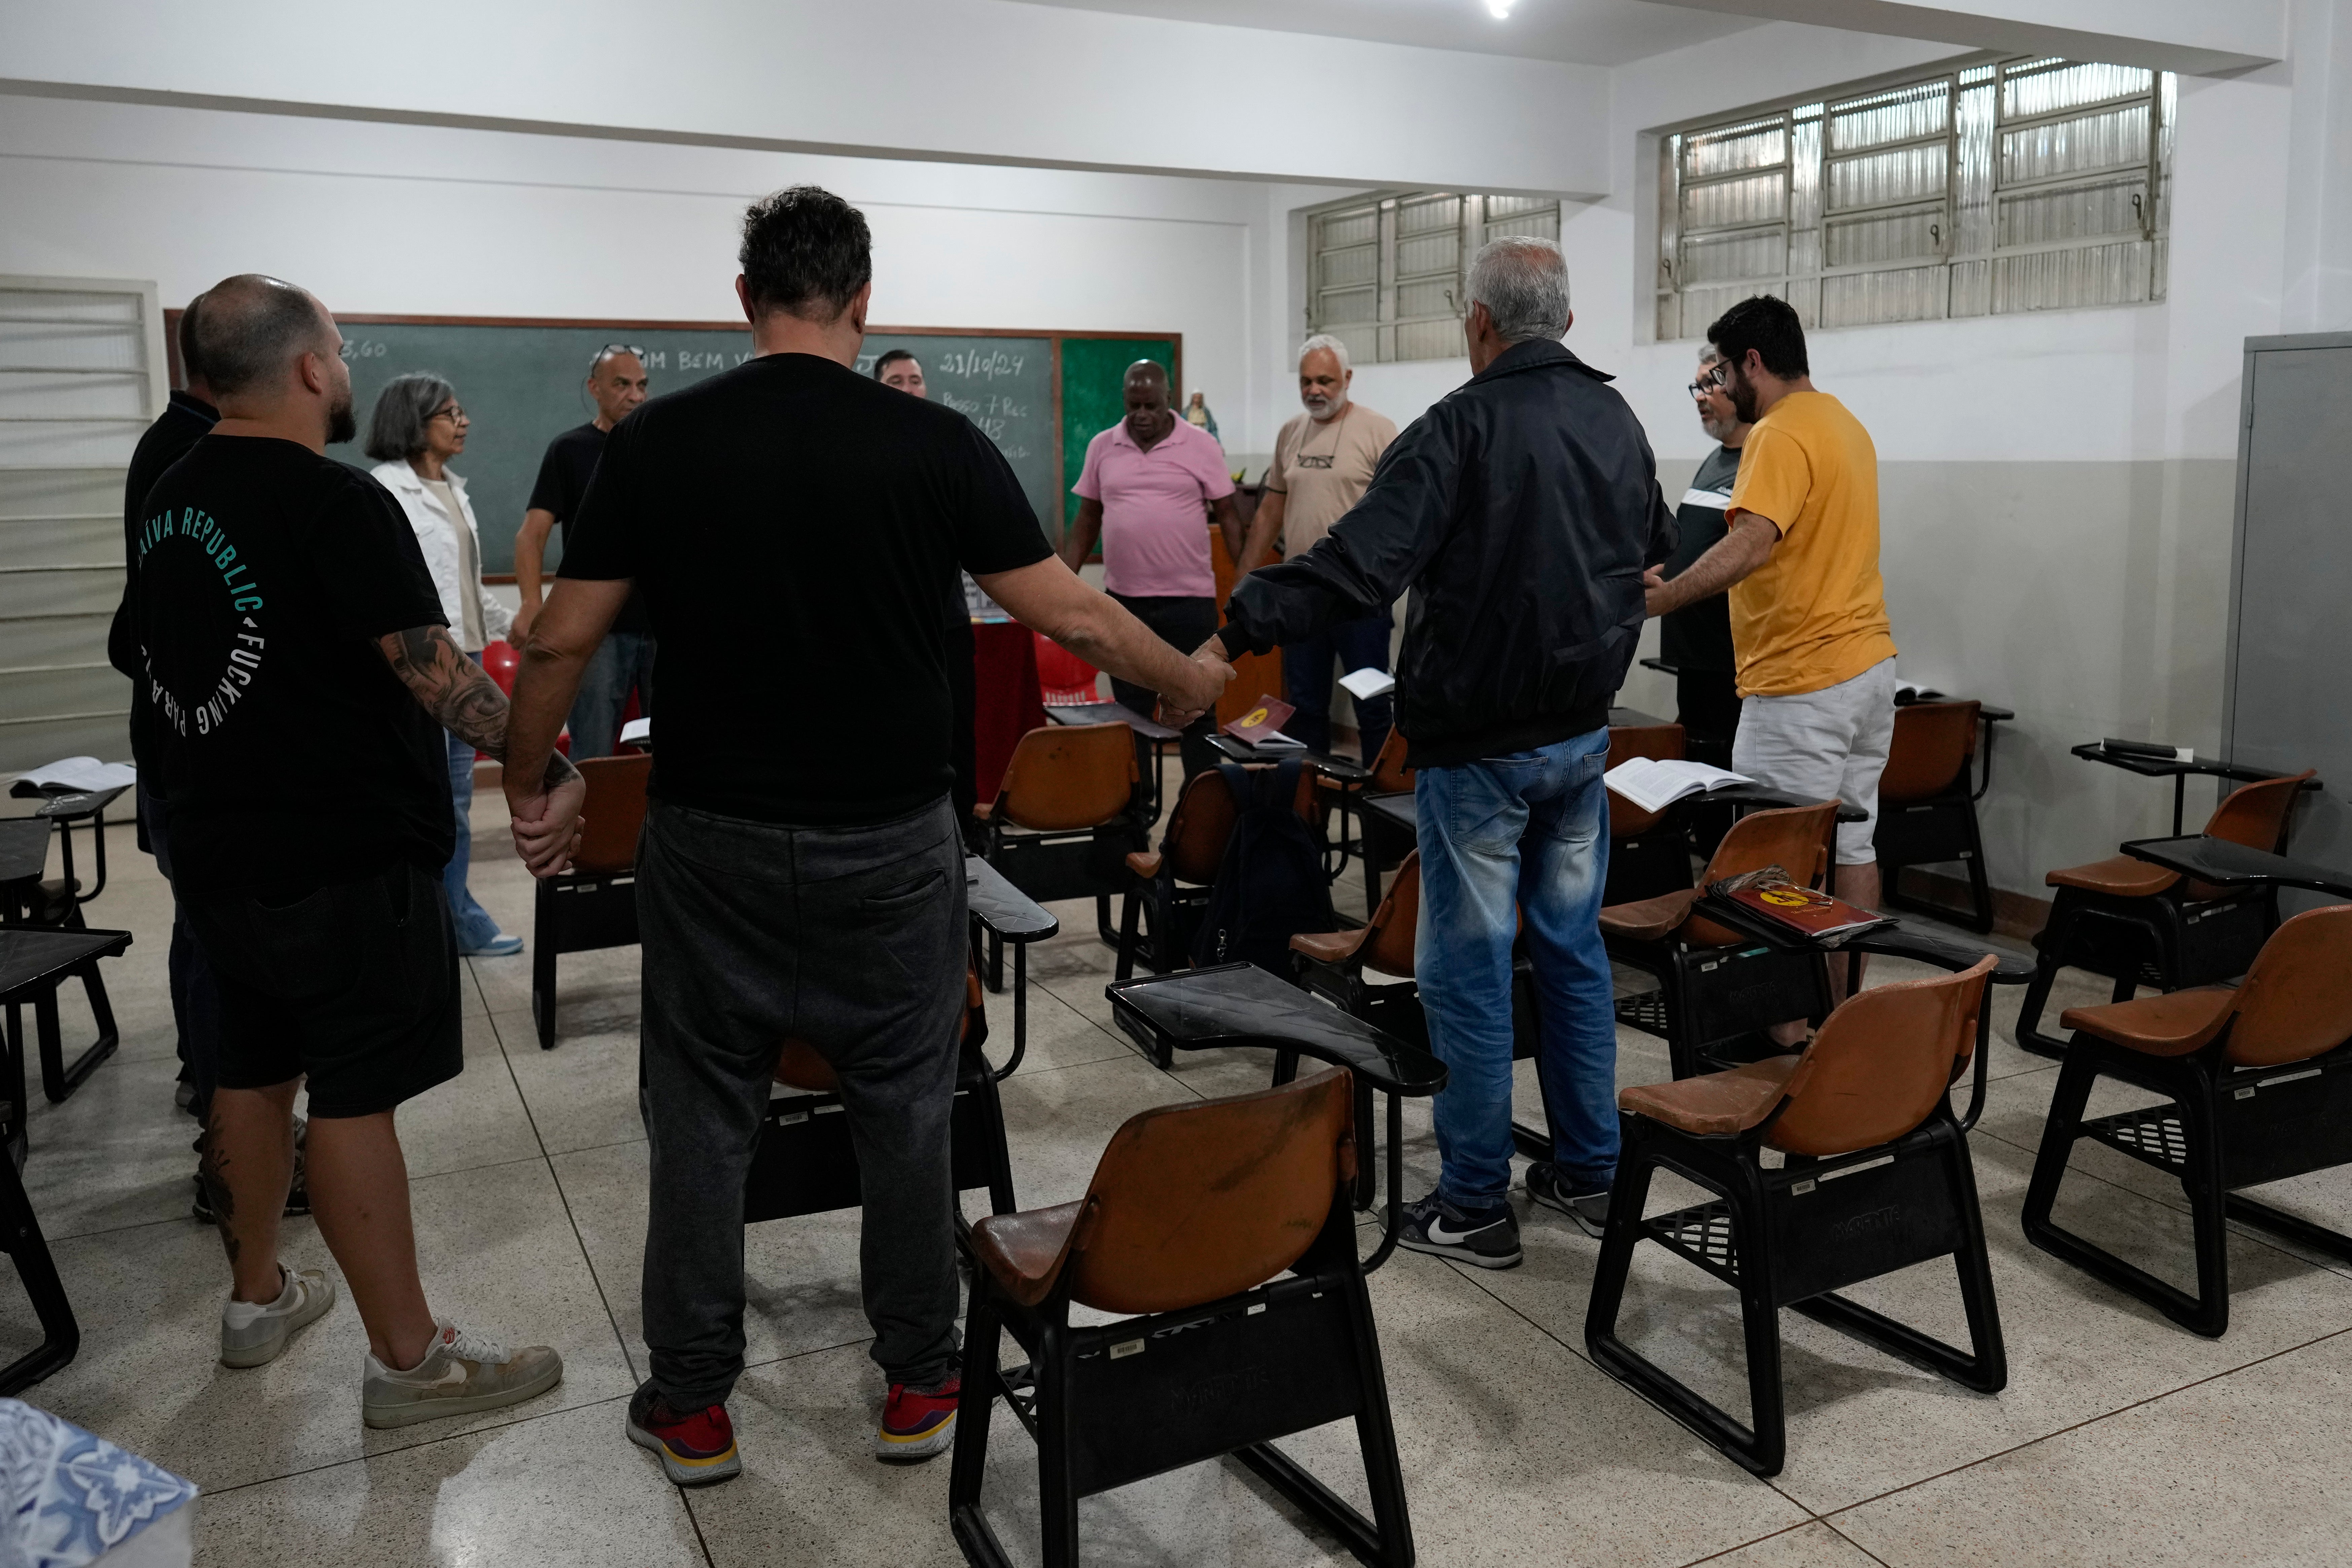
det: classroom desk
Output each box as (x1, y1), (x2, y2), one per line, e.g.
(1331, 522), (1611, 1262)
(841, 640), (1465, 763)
(1106, 962), (1445, 1274)
(21, 787), (127, 916)
(1687, 893), (2029, 1130)
(2121, 835), (2352, 899)
(2071, 743), (2317, 838)
(0, 927), (131, 1154)
(965, 855), (1057, 1076)
(0, 821), (49, 918)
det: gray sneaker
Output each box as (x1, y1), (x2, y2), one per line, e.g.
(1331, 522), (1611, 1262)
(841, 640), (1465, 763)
(361, 1319), (563, 1430)
(1526, 1162), (1612, 1238)
(219, 1266), (336, 1368)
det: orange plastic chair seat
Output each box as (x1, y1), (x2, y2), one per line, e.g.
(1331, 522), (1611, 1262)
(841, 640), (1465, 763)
(2044, 854), (2179, 898)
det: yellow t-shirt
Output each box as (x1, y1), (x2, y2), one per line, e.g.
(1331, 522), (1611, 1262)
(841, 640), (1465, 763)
(1724, 390), (1898, 698)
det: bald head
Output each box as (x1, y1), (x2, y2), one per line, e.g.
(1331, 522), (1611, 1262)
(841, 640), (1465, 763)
(1121, 359), (1174, 448)
(191, 275), (337, 398)
(190, 274), (354, 448)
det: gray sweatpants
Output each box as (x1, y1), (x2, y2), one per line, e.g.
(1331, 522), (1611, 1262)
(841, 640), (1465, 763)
(636, 795), (968, 1407)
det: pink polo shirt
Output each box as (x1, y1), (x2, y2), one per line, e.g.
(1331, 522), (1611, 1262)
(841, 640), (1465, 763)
(1072, 417), (1235, 598)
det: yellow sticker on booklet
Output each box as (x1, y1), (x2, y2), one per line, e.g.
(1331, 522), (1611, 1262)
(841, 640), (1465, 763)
(1758, 888), (1816, 908)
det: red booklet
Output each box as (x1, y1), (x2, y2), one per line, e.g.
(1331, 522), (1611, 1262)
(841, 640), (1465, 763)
(1711, 876), (1891, 945)
(1221, 697), (1303, 748)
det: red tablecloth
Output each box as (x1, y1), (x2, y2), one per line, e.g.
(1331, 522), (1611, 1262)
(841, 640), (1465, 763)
(972, 622), (1048, 802)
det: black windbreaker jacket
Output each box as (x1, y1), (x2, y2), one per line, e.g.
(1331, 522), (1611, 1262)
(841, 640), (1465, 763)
(1220, 338), (1676, 769)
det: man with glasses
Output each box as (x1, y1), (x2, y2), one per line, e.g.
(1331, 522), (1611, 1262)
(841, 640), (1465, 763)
(1643, 295), (1897, 1033)
(515, 345), (652, 757)
(1655, 346), (1750, 768)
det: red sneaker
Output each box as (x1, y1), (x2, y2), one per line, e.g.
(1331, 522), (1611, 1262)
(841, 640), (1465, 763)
(874, 1376), (960, 1461)
(627, 1386), (741, 1486)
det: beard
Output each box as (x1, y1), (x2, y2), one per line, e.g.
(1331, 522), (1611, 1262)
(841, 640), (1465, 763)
(1726, 375), (1760, 426)
(1699, 409), (1737, 444)
(326, 390), (357, 447)
(1302, 392), (1345, 422)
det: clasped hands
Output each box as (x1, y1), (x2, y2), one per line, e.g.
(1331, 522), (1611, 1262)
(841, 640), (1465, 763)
(1161, 637), (1239, 730)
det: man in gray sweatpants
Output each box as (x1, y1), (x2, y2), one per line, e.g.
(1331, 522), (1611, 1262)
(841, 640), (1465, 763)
(501, 185), (1230, 1483)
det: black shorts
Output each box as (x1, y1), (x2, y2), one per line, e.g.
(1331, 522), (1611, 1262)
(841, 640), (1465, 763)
(183, 860), (464, 1118)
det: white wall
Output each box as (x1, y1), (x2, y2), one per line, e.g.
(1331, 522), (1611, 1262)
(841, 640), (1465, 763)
(0, 93), (1283, 470)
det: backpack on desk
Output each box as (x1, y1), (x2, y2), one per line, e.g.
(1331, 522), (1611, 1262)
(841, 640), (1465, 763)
(1190, 758), (1336, 971)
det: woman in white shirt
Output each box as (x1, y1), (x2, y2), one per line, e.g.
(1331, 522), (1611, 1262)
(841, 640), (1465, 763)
(366, 374), (524, 958)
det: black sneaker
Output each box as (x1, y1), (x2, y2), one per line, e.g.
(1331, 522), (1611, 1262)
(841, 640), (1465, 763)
(1525, 1162), (1610, 1238)
(1390, 1193), (1522, 1269)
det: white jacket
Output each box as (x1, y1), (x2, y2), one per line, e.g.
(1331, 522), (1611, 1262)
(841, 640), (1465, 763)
(371, 460), (514, 650)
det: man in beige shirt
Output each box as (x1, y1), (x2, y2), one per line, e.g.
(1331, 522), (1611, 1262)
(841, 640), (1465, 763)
(1238, 334), (1400, 760)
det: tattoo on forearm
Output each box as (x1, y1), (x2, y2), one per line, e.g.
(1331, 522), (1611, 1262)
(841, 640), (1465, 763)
(383, 624), (510, 758)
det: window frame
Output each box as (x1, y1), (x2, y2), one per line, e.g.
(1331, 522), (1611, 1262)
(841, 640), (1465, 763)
(1653, 53), (2174, 340)
(1305, 191), (1565, 365)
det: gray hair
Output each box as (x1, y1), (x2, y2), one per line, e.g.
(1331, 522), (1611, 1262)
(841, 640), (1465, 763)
(1297, 333), (1352, 373)
(363, 372), (458, 463)
(1466, 236), (1571, 345)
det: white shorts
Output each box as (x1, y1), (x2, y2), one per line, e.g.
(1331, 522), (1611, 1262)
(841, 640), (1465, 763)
(1732, 657), (1898, 866)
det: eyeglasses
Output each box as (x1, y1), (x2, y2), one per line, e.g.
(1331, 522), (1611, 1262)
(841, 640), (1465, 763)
(429, 404), (469, 424)
(1686, 363), (1731, 400)
(594, 343), (646, 369)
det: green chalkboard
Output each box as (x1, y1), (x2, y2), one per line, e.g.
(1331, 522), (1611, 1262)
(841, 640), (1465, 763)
(1058, 336), (1179, 529)
(320, 320), (754, 574)
(166, 314), (1181, 566)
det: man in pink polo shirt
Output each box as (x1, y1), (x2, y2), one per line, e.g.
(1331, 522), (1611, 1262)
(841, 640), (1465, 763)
(1061, 359), (1241, 778)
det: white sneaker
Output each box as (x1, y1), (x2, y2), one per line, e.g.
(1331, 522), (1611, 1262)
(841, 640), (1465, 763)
(219, 1267), (336, 1368)
(361, 1319), (563, 1430)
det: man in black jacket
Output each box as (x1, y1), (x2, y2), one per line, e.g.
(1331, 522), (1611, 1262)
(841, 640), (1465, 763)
(1207, 237), (1673, 1268)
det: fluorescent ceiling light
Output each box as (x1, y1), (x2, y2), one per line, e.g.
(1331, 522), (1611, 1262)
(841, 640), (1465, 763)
(1486, 0), (1513, 15)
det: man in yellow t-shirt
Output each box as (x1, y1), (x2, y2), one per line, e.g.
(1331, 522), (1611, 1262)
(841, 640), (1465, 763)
(1643, 296), (1898, 959)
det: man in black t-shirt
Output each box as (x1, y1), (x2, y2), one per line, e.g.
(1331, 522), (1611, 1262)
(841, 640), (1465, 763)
(502, 187), (1229, 1485)
(1659, 346), (1750, 769)
(113, 273), (575, 1428)
(513, 347), (651, 758)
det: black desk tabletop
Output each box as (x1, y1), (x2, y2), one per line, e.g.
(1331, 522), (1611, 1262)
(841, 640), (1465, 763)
(1204, 734), (1372, 782)
(2068, 742), (2307, 785)
(1363, 792), (1416, 834)
(1106, 964), (1446, 1097)
(2122, 835), (2352, 899)
(0, 819), (49, 886)
(964, 856), (1059, 941)
(1690, 894), (2031, 981)
(0, 927), (132, 996)
(32, 786), (129, 821)
(1045, 702), (1181, 743)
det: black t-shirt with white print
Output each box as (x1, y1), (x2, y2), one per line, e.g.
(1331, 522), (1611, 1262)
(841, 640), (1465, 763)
(113, 435), (453, 899)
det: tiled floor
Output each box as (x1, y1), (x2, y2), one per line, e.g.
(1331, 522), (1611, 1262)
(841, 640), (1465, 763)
(6, 785), (2352, 1566)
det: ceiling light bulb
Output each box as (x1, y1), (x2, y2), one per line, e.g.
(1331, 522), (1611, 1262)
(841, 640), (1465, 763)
(1486, 0), (1513, 16)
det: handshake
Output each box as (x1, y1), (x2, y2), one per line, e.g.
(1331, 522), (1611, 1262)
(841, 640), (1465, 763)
(1159, 635), (1240, 731)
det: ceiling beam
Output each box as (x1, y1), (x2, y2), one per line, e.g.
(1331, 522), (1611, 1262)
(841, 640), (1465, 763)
(1658, 0), (2284, 75)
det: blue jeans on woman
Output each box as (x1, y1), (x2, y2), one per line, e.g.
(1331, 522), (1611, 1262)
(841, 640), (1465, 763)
(443, 653), (505, 953)
(1414, 727), (1617, 1213)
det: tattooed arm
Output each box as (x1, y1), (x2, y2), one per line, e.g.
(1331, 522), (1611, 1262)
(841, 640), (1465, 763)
(379, 623), (586, 875)
(503, 576), (633, 878)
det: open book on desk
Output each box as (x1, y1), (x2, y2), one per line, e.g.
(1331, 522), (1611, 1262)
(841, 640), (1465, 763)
(1603, 757), (1750, 815)
(1709, 867), (1892, 946)
(1337, 667), (1396, 702)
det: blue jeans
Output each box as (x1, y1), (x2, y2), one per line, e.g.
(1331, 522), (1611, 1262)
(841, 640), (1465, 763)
(1415, 727), (1617, 1211)
(1282, 612), (1393, 763)
(569, 631), (656, 761)
(443, 656), (503, 952)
